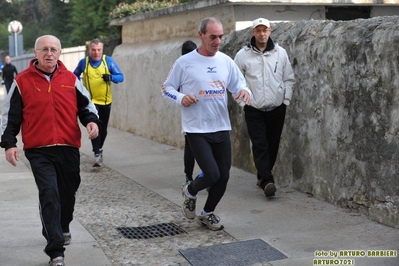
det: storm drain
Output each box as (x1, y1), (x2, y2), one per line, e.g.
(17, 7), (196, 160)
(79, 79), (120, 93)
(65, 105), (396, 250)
(180, 239), (288, 266)
(116, 222), (187, 239)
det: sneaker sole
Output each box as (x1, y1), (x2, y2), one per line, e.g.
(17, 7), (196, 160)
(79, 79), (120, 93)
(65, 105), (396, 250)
(195, 217), (224, 231)
(264, 183), (276, 197)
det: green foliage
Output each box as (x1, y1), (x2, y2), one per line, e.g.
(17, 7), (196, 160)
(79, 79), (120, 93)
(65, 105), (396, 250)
(0, 22), (10, 51)
(109, 0), (196, 20)
(0, 1), (20, 21)
(0, 0), (52, 53)
(45, 0), (74, 47)
(0, 0), (192, 53)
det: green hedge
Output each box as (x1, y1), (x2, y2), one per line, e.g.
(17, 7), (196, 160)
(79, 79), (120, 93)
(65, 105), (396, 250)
(109, 0), (195, 20)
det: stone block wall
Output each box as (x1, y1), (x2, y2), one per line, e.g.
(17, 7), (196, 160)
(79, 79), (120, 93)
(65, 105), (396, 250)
(223, 16), (399, 228)
(110, 16), (399, 228)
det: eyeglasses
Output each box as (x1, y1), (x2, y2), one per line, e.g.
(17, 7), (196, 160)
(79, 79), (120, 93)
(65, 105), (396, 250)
(35, 47), (60, 54)
(254, 28), (271, 34)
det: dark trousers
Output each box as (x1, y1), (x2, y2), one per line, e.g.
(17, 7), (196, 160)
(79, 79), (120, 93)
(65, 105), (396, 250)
(184, 135), (195, 180)
(4, 80), (13, 93)
(186, 131), (231, 213)
(244, 104), (286, 189)
(25, 146), (81, 260)
(91, 103), (111, 154)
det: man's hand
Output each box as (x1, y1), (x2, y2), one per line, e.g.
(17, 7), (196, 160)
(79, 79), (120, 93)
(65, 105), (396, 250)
(5, 147), (19, 166)
(181, 94), (199, 107)
(235, 90), (251, 106)
(86, 122), (99, 139)
(102, 74), (112, 82)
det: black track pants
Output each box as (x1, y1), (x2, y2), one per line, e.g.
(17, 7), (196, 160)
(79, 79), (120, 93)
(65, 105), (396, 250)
(25, 146), (81, 259)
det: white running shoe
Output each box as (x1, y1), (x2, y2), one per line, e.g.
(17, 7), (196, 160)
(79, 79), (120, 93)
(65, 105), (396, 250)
(195, 212), (224, 231)
(49, 256), (65, 266)
(181, 184), (196, 219)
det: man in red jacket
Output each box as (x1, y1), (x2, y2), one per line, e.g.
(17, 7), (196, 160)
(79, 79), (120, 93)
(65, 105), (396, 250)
(0, 35), (100, 266)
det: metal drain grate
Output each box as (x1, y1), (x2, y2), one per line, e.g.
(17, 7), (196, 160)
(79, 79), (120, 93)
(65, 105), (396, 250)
(116, 222), (187, 239)
(180, 239), (288, 265)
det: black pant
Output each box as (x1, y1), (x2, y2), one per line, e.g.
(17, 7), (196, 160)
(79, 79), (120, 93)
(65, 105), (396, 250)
(92, 103), (111, 154)
(4, 80), (13, 93)
(186, 131), (231, 213)
(244, 104), (286, 189)
(25, 146), (81, 259)
(184, 135), (195, 180)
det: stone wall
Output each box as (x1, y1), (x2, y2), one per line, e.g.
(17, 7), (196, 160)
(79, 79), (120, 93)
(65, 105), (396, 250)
(224, 16), (399, 228)
(110, 16), (399, 228)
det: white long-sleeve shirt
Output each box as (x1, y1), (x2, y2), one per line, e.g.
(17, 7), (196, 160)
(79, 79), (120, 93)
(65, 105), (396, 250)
(162, 50), (251, 134)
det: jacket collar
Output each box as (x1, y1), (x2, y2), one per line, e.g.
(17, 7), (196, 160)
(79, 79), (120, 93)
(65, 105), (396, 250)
(247, 36), (275, 53)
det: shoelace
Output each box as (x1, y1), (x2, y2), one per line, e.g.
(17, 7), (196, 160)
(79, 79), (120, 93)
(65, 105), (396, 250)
(207, 213), (220, 224)
(185, 198), (196, 211)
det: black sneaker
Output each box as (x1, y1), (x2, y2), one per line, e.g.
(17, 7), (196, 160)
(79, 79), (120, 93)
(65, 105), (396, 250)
(264, 183), (276, 197)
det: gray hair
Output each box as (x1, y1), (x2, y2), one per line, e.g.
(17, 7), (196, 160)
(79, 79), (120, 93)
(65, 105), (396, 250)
(89, 38), (103, 46)
(199, 17), (222, 34)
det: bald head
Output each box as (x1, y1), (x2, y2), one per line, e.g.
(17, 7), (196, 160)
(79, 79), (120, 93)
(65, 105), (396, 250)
(5, 56), (11, 64)
(34, 35), (61, 50)
(34, 35), (62, 73)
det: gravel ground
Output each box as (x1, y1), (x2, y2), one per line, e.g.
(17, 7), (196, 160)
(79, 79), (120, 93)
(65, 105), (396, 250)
(75, 153), (236, 265)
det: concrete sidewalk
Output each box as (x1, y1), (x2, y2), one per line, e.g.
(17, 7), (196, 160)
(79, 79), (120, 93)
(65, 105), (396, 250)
(0, 86), (111, 266)
(79, 126), (399, 266)
(1, 83), (398, 265)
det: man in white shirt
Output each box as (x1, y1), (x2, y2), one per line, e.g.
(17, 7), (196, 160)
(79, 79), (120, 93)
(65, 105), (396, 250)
(162, 17), (251, 230)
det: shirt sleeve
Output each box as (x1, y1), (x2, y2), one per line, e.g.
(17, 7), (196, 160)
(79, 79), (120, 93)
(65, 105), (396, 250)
(227, 58), (252, 99)
(233, 51), (245, 76)
(0, 83), (22, 150)
(73, 59), (86, 80)
(75, 79), (100, 126)
(106, 56), (124, 83)
(161, 61), (185, 106)
(281, 50), (295, 104)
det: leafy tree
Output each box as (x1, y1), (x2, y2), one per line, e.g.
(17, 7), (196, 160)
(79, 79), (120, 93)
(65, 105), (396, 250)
(0, 22), (11, 52)
(109, 0), (195, 20)
(0, 0), (52, 52)
(45, 0), (74, 47)
(0, 1), (20, 21)
(0, 0), (193, 53)
(68, 0), (121, 46)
